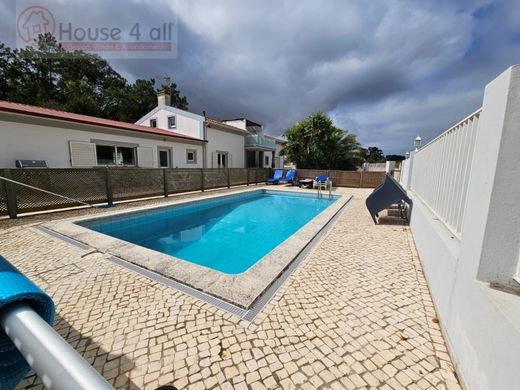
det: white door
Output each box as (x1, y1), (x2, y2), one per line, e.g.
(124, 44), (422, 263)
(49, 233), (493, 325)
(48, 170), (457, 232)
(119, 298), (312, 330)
(213, 152), (228, 168)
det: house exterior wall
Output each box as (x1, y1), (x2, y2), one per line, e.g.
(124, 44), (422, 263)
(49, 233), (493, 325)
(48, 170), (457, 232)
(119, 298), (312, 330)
(136, 108), (204, 140)
(206, 127), (245, 168)
(0, 117), (203, 168)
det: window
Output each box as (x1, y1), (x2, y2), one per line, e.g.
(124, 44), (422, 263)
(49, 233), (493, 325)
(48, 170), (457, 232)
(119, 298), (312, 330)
(265, 155), (269, 167)
(168, 115), (176, 129)
(150, 118), (157, 128)
(186, 149), (197, 164)
(95, 145), (115, 165)
(96, 144), (136, 166)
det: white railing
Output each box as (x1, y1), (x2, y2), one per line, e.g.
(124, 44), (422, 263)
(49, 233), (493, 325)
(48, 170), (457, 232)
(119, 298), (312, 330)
(408, 108), (481, 237)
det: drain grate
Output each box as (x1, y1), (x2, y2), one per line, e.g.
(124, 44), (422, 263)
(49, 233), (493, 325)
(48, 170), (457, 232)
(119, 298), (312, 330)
(107, 255), (247, 318)
(34, 225), (91, 250)
(36, 195), (353, 323)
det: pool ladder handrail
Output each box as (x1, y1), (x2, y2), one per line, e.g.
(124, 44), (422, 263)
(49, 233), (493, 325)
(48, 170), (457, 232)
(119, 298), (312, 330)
(316, 179), (332, 199)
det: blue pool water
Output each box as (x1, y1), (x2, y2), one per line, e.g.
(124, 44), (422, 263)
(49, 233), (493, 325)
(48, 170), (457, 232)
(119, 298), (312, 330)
(80, 190), (338, 274)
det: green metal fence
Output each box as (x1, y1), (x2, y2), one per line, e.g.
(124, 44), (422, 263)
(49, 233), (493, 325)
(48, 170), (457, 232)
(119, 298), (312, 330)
(0, 167), (271, 218)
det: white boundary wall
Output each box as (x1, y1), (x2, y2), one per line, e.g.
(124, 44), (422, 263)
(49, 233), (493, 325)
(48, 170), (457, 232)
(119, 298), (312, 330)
(410, 109), (480, 237)
(401, 66), (520, 390)
(362, 162), (387, 171)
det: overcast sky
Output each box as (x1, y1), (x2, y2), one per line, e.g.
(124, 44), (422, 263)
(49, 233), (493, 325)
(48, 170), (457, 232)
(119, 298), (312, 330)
(2, 0), (520, 154)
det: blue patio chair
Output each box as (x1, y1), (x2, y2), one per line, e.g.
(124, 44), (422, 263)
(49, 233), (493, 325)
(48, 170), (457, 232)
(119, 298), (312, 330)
(266, 169), (284, 184)
(280, 169), (297, 185)
(314, 175), (331, 190)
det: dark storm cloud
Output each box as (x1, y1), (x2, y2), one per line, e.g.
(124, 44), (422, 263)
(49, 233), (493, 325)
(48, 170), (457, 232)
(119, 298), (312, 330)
(2, 0), (520, 154)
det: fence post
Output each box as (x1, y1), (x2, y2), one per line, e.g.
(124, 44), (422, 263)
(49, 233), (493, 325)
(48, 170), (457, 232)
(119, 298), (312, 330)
(227, 168), (231, 188)
(200, 168), (205, 192)
(163, 168), (169, 197)
(105, 167), (113, 206)
(359, 170), (364, 188)
(406, 153), (414, 190)
(3, 169), (17, 219)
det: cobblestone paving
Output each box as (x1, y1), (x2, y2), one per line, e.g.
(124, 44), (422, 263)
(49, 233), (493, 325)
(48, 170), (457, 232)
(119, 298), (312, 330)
(0, 187), (461, 389)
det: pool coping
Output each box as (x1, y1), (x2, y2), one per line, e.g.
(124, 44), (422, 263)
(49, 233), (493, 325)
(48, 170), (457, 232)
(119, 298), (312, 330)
(42, 187), (349, 309)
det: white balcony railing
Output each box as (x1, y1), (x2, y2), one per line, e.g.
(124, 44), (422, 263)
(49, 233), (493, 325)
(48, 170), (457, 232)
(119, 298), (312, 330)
(405, 108), (481, 237)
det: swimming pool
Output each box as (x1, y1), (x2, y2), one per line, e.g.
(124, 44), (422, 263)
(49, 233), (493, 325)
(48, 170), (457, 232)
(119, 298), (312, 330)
(47, 188), (349, 308)
(79, 190), (338, 274)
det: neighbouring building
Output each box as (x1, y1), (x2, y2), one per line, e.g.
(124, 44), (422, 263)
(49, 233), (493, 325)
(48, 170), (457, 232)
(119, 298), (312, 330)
(135, 92), (286, 168)
(220, 118), (285, 168)
(0, 100), (205, 169)
(0, 91), (286, 169)
(205, 118), (249, 169)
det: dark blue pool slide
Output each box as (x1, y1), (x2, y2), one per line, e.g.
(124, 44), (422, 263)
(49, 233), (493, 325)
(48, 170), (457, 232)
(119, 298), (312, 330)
(365, 173), (412, 224)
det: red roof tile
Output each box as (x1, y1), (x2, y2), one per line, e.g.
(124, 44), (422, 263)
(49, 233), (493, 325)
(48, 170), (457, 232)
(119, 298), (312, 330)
(0, 100), (205, 143)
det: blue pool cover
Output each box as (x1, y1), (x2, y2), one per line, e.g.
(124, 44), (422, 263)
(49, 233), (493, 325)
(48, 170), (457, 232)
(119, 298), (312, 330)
(0, 256), (55, 389)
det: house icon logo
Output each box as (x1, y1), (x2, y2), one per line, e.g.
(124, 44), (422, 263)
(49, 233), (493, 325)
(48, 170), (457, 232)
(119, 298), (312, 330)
(17, 6), (56, 44)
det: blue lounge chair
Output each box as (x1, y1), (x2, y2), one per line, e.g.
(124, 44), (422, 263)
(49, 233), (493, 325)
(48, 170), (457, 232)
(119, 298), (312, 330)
(280, 169), (296, 185)
(266, 169), (284, 184)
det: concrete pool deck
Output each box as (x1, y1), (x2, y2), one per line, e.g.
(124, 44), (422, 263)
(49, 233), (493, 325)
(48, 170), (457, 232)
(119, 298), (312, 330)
(0, 186), (461, 389)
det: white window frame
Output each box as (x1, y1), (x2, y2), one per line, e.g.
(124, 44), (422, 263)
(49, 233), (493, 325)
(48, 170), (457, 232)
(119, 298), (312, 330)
(93, 141), (138, 167)
(150, 118), (157, 128)
(168, 115), (176, 129)
(186, 149), (197, 164)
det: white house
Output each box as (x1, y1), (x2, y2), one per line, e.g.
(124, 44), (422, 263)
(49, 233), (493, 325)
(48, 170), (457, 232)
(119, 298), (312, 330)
(0, 100), (205, 168)
(135, 92), (286, 168)
(134, 92), (249, 169)
(204, 118), (249, 169)
(0, 91), (286, 169)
